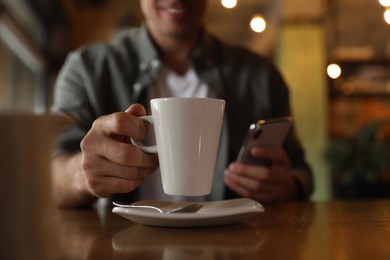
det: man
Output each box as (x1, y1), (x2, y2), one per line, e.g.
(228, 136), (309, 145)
(51, 0), (313, 208)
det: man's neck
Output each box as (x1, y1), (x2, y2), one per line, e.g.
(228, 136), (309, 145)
(151, 29), (201, 75)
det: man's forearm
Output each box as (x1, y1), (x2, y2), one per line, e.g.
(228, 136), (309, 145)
(51, 153), (97, 208)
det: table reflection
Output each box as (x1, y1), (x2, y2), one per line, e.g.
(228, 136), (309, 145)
(51, 202), (317, 260)
(112, 224), (264, 260)
(5, 193), (390, 259)
(52, 206), (115, 260)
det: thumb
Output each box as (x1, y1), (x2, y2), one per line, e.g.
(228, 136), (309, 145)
(125, 103), (147, 117)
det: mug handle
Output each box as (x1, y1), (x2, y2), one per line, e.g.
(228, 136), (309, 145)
(130, 116), (158, 153)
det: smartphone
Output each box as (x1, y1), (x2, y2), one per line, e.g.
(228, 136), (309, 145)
(237, 117), (292, 166)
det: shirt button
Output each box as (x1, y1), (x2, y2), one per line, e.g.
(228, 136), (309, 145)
(139, 63), (147, 71)
(151, 59), (160, 68)
(133, 83), (142, 92)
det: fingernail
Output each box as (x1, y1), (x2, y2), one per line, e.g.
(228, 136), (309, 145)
(229, 163), (239, 171)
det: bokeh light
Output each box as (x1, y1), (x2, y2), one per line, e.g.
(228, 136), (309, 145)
(379, 0), (390, 7)
(221, 0), (237, 9)
(250, 15), (266, 33)
(327, 64), (342, 79)
(384, 9), (390, 24)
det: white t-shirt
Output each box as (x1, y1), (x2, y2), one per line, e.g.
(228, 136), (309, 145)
(148, 65), (208, 98)
(138, 65), (209, 201)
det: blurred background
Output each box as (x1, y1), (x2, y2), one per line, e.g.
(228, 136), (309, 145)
(1, 0), (390, 201)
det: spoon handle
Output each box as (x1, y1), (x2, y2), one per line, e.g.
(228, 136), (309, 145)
(113, 201), (203, 214)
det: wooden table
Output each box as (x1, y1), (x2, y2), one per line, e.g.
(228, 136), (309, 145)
(45, 200), (390, 259)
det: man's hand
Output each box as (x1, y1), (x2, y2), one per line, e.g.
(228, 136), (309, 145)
(51, 104), (159, 207)
(80, 104), (159, 197)
(224, 146), (299, 204)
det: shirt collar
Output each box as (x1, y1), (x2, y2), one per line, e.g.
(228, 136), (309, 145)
(192, 30), (217, 69)
(135, 24), (217, 70)
(132, 24), (223, 98)
(135, 24), (161, 71)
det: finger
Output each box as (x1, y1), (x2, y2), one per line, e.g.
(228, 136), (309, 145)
(227, 162), (270, 181)
(105, 104), (148, 143)
(225, 168), (264, 191)
(87, 175), (145, 197)
(227, 162), (291, 189)
(125, 103), (147, 116)
(92, 142), (158, 169)
(82, 154), (157, 180)
(225, 166), (276, 193)
(82, 153), (156, 197)
(97, 112), (149, 141)
(97, 138), (158, 167)
(252, 147), (291, 167)
(224, 172), (277, 203)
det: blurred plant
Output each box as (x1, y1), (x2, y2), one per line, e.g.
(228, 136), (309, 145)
(324, 120), (390, 184)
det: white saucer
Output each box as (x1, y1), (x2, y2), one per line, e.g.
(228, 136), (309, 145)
(112, 198), (264, 227)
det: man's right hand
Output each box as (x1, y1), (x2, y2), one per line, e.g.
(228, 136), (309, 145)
(51, 104), (159, 207)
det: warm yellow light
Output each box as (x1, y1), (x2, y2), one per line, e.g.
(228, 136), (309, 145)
(327, 64), (342, 79)
(379, 0), (390, 7)
(221, 0), (237, 9)
(384, 9), (390, 24)
(250, 16), (266, 33)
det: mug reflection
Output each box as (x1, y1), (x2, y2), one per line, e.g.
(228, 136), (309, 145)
(111, 224), (264, 260)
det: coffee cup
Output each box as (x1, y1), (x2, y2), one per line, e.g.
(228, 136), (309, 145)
(131, 97), (225, 196)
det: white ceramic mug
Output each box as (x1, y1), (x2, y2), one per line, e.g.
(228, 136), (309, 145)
(132, 97), (225, 196)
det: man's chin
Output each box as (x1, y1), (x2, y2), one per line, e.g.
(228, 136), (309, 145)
(163, 25), (201, 38)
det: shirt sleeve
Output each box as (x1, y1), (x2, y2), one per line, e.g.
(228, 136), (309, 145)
(51, 51), (95, 156)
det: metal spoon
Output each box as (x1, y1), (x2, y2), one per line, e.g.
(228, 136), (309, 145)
(113, 201), (203, 214)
